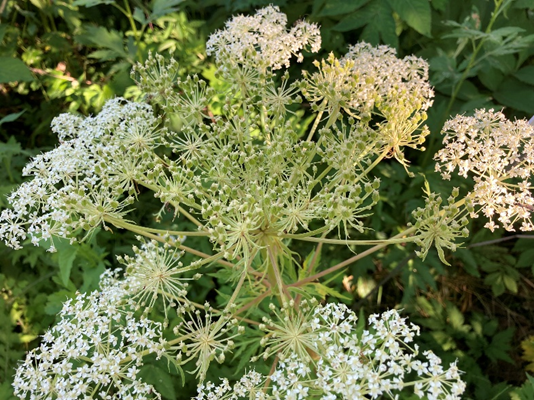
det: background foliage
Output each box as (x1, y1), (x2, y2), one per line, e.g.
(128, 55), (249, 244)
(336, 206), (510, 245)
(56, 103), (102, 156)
(1, 0), (534, 398)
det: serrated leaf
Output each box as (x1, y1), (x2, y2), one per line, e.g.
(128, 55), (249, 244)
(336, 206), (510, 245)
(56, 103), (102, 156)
(316, 0), (370, 16)
(138, 364), (175, 400)
(83, 26), (127, 58)
(0, 57), (34, 83)
(486, 328), (514, 363)
(333, 0), (397, 48)
(388, 0), (431, 37)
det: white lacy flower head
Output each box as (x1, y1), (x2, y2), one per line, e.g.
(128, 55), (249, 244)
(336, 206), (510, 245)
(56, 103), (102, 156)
(0, 98), (163, 251)
(206, 5), (321, 70)
(13, 270), (167, 400)
(200, 305), (465, 400)
(435, 109), (534, 232)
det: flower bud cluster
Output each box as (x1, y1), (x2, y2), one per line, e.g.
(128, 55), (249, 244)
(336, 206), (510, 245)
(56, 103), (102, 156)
(301, 43), (433, 170)
(119, 237), (199, 322)
(435, 109), (534, 231)
(410, 188), (472, 265)
(173, 302), (243, 381)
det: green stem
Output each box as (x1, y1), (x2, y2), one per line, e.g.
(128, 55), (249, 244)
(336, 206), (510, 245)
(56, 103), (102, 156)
(105, 216), (209, 237)
(281, 234), (420, 246)
(306, 109), (324, 142)
(289, 226), (418, 287)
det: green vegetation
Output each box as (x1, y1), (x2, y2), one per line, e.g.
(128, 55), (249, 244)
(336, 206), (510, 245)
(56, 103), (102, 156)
(1, 0), (534, 399)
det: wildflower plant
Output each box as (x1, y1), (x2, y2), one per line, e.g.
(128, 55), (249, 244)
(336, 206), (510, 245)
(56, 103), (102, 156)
(3, 4), (534, 399)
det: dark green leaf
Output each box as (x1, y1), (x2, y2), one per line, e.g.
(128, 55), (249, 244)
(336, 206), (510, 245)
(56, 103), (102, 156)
(0, 57), (33, 83)
(514, 66), (534, 85)
(430, 0), (448, 11)
(517, 249), (534, 268)
(54, 240), (79, 287)
(138, 364), (176, 400)
(494, 77), (534, 114)
(455, 248), (480, 277)
(388, 0), (432, 37)
(0, 110), (26, 127)
(333, 0), (397, 47)
(486, 328), (514, 363)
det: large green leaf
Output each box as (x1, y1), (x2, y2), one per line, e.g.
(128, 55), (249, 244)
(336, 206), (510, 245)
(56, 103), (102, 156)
(388, 0), (432, 37)
(54, 239), (79, 286)
(0, 57), (33, 83)
(80, 26), (128, 59)
(334, 0), (397, 48)
(514, 66), (534, 85)
(494, 77), (534, 114)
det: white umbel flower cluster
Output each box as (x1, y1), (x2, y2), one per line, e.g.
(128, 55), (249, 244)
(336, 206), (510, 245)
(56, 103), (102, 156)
(206, 5), (321, 70)
(0, 98), (163, 251)
(197, 305), (465, 400)
(13, 271), (167, 400)
(435, 109), (534, 231)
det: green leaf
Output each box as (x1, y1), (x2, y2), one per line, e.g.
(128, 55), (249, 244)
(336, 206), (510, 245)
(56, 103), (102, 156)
(514, 66), (534, 86)
(316, 0), (370, 17)
(388, 0), (431, 37)
(430, 0), (448, 11)
(503, 274), (518, 293)
(494, 77), (534, 114)
(0, 110), (26, 127)
(313, 282), (351, 301)
(55, 240), (79, 287)
(486, 328), (515, 364)
(334, 0), (397, 48)
(510, 374), (534, 400)
(517, 249), (534, 268)
(150, 0), (184, 20)
(82, 26), (127, 58)
(138, 364), (176, 400)
(72, 0), (115, 6)
(0, 57), (33, 83)
(455, 248), (480, 277)
(133, 7), (147, 24)
(87, 49), (121, 61)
